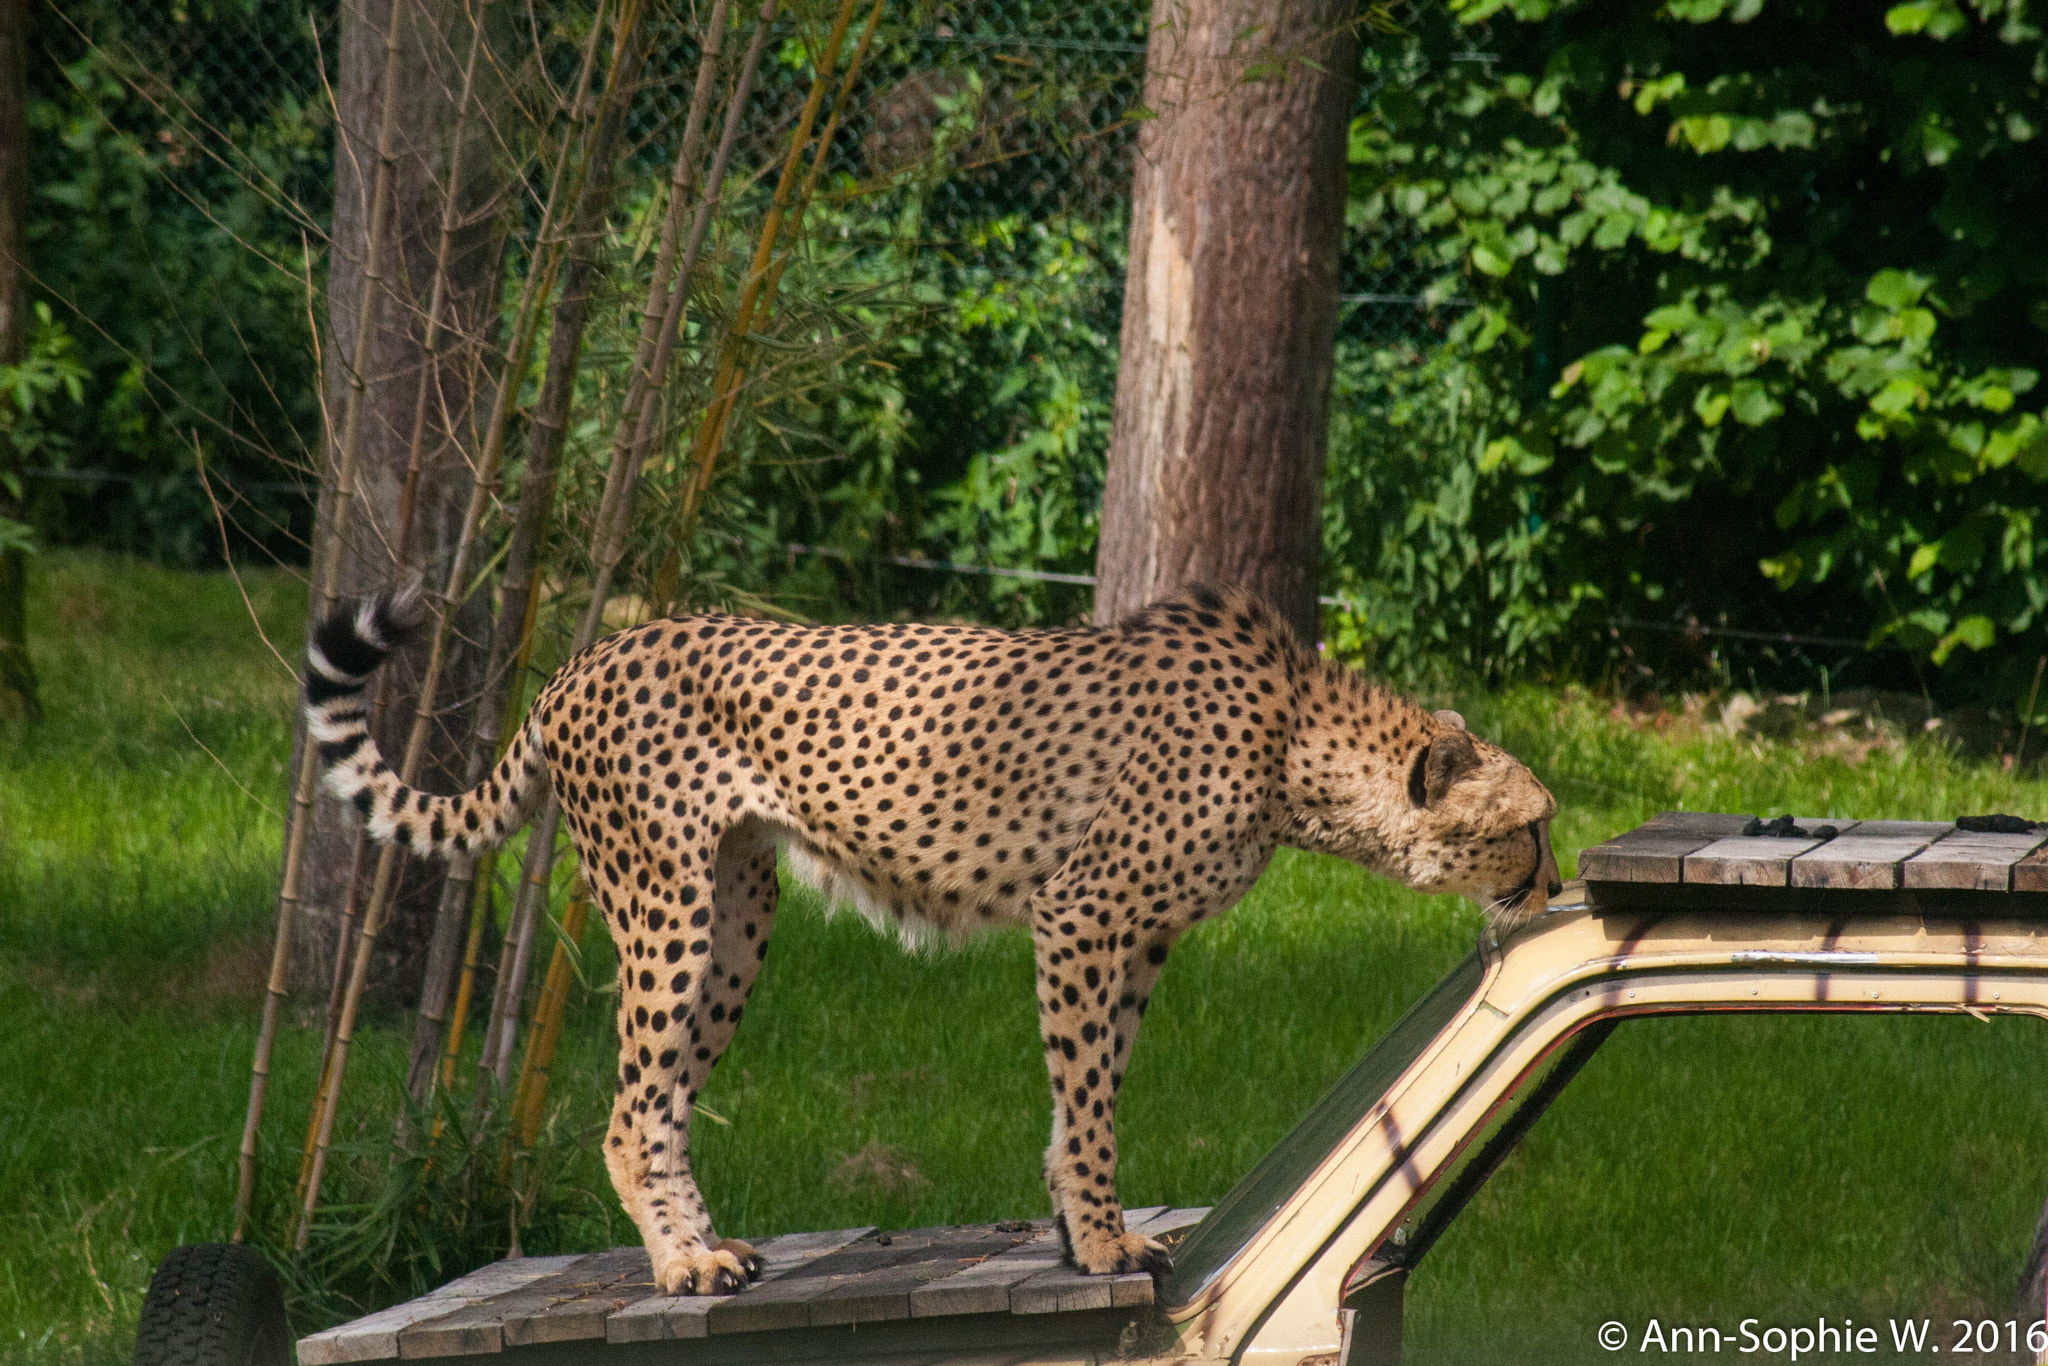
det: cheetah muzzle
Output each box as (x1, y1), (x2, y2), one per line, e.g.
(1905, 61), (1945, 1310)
(304, 585), (1560, 1292)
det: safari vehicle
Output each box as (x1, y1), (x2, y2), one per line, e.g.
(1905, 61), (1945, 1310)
(146, 812), (2048, 1366)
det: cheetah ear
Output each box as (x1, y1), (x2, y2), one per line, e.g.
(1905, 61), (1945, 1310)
(1432, 709), (1466, 731)
(1408, 727), (1481, 807)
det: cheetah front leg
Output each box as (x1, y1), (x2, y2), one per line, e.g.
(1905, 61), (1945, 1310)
(1028, 848), (1175, 1278)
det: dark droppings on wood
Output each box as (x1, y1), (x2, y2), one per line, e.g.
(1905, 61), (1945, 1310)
(1742, 815), (1839, 840)
(1958, 814), (2045, 834)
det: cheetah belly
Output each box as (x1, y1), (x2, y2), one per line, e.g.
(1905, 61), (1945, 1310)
(774, 830), (1030, 949)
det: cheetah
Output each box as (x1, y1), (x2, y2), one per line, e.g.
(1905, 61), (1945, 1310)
(303, 584), (1560, 1294)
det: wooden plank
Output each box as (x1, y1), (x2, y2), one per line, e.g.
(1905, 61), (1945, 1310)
(398, 1254), (612, 1358)
(1684, 821), (1855, 887)
(605, 1227), (874, 1344)
(1576, 813), (1751, 884)
(2016, 844), (2048, 894)
(1134, 1207), (1209, 1242)
(1790, 822), (1948, 890)
(1905, 829), (2048, 891)
(1643, 811), (1760, 838)
(299, 1258), (580, 1365)
(1010, 1210), (1209, 1316)
(1848, 820), (1957, 838)
(1581, 878), (2048, 918)
(910, 1228), (1062, 1319)
(500, 1247), (654, 1348)
(806, 1226), (1037, 1328)
(707, 1224), (1042, 1335)
(1009, 1263), (1114, 1316)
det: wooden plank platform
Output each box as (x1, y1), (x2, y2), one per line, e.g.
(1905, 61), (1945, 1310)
(1582, 812), (2048, 913)
(298, 1212), (1209, 1364)
(1789, 822), (1948, 890)
(1904, 828), (2048, 892)
(1577, 812), (1750, 884)
(1685, 820), (1858, 887)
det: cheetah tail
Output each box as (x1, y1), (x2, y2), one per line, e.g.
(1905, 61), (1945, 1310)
(303, 585), (546, 860)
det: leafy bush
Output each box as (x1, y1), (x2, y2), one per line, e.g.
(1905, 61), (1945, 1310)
(25, 10), (327, 565)
(1341, 0), (2048, 704)
(713, 208), (1124, 628)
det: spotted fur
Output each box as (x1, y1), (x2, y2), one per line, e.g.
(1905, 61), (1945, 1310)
(304, 584), (1559, 1294)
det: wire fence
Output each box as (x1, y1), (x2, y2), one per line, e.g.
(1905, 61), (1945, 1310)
(49, 0), (1480, 347)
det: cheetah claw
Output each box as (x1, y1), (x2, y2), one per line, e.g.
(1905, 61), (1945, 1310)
(715, 1237), (767, 1283)
(1077, 1230), (1174, 1278)
(651, 1244), (755, 1296)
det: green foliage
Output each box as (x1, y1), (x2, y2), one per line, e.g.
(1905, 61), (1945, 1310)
(1339, 0), (2048, 700)
(710, 209), (1123, 627)
(26, 12), (327, 564)
(1322, 334), (1581, 682)
(0, 304), (88, 556)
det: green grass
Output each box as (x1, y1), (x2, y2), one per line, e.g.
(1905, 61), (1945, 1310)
(4, 551), (2047, 1364)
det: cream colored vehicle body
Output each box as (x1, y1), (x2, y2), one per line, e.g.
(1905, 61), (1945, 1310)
(1157, 881), (2048, 1366)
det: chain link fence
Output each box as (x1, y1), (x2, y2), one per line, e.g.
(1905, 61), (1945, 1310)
(48, 0), (1483, 342)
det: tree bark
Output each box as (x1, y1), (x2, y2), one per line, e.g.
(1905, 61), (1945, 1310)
(0, 0), (38, 722)
(289, 0), (503, 1003)
(1093, 0), (1357, 641)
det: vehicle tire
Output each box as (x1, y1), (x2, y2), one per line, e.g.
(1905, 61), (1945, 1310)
(133, 1243), (290, 1366)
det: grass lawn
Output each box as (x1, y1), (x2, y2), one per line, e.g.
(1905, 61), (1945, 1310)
(4, 550), (2047, 1364)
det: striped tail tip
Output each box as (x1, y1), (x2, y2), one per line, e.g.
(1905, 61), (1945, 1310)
(305, 585), (428, 699)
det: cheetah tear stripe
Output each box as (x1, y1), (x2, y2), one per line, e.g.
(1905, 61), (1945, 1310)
(303, 587), (546, 857)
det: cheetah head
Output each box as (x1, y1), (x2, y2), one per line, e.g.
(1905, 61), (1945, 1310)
(1389, 711), (1561, 920)
(1296, 707), (1561, 921)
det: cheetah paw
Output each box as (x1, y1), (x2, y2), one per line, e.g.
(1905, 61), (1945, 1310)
(714, 1237), (766, 1282)
(1075, 1230), (1174, 1277)
(651, 1242), (754, 1296)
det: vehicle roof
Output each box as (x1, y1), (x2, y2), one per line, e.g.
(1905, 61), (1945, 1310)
(1168, 876), (2048, 1357)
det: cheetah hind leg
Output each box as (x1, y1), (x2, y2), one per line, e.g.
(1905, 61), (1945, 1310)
(621, 820), (781, 1293)
(598, 853), (754, 1293)
(689, 819), (780, 1285)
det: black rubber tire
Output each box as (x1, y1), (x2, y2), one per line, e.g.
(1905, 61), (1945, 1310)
(133, 1244), (290, 1366)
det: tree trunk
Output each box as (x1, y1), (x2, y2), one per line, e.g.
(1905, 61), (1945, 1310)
(1093, 0), (1357, 641)
(0, 0), (38, 722)
(289, 0), (503, 1003)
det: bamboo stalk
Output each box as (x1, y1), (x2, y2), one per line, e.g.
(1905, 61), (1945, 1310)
(291, 0), (651, 1250)
(696, 0), (882, 477)
(483, 812), (565, 1090)
(493, 0), (880, 1166)
(410, 0), (740, 1108)
(648, 0), (868, 611)
(438, 866), (493, 1093)
(404, 563), (543, 1107)
(502, 895), (589, 1173)
(293, 830), (376, 1192)
(233, 0), (414, 1245)
(604, 0), (777, 550)
(471, 0), (783, 1114)
(287, 0), (623, 1159)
